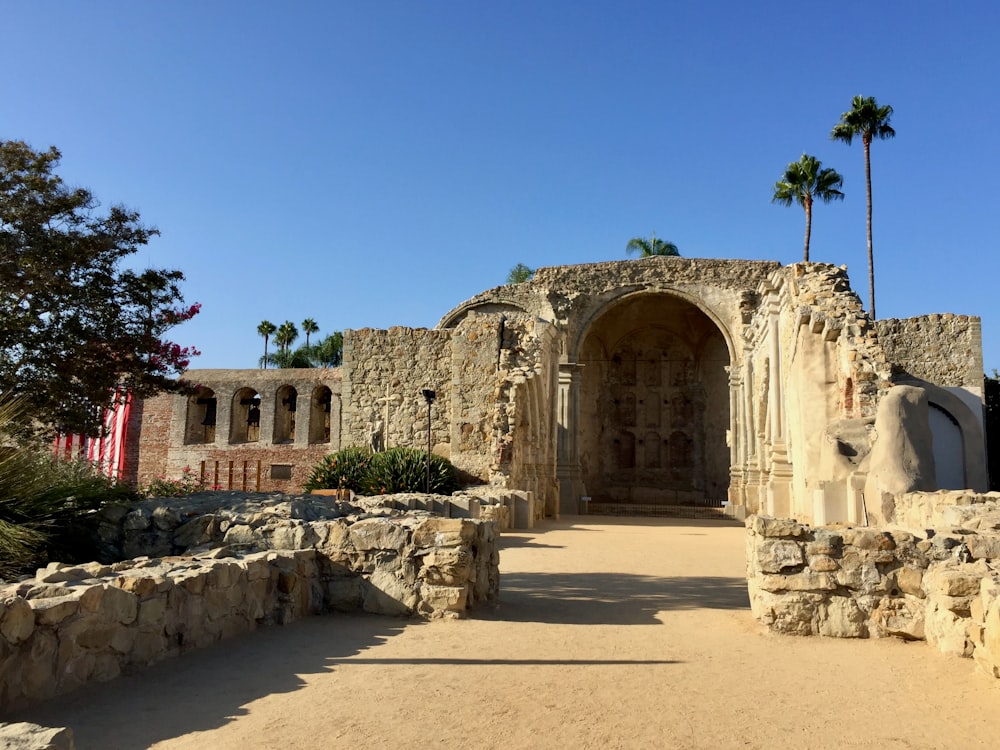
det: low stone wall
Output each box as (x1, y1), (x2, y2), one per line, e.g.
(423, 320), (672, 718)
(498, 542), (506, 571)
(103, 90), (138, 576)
(0, 510), (498, 713)
(746, 514), (1000, 678)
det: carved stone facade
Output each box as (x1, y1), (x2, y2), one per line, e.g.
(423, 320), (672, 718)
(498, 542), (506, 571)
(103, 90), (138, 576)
(126, 257), (987, 526)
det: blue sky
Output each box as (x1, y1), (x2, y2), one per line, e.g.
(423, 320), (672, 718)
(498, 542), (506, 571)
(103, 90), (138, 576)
(4, 2), (999, 371)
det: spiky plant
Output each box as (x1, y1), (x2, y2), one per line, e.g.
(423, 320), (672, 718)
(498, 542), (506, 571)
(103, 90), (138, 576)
(304, 446), (374, 493)
(362, 447), (458, 495)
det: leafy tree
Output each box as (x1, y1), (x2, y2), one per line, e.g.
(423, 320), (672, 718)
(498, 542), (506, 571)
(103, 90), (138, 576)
(274, 320), (298, 356)
(257, 320), (276, 369)
(0, 140), (199, 435)
(625, 232), (680, 257)
(302, 318), (319, 348)
(506, 263), (535, 284)
(771, 154), (844, 262)
(831, 95), (896, 319)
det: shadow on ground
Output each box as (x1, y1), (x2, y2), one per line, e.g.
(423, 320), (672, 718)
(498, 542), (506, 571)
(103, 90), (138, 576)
(12, 614), (410, 750)
(483, 572), (750, 625)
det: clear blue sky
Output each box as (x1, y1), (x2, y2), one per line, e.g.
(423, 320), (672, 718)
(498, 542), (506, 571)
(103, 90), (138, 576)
(4, 2), (999, 371)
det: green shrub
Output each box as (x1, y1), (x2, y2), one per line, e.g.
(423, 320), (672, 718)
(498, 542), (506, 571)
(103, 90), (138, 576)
(362, 447), (458, 495)
(139, 465), (219, 497)
(305, 446), (459, 495)
(304, 446), (374, 493)
(1, 398), (138, 577)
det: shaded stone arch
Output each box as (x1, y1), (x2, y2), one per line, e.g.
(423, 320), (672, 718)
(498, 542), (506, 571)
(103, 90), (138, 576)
(568, 286), (737, 365)
(184, 387), (216, 445)
(438, 300), (531, 329)
(273, 385), (298, 444)
(309, 385), (333, 444)
(573, 291), (733, 506)
(230, 387), (261, 443)
(896, 376), (987, 491)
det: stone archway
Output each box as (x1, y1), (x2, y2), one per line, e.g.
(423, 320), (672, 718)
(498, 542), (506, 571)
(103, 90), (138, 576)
(575, 293), (731, 506)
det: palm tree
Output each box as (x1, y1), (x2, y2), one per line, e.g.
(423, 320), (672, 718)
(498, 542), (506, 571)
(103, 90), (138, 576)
(506, 263), (534, 285)
(274, 321), (299, 357)
(257, 320), (276, 369)
(771, 154), (844, 262)
(311, 332), (343, 367)
(625, 232), (680, 257)
(302, 318), (319, 349)
(831, 95), (895, 319)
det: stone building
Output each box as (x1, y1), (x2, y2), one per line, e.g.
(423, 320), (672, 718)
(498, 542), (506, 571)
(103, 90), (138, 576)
(124, 257), (987, 525)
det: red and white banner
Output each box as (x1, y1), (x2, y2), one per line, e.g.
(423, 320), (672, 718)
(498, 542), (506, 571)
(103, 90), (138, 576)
(53, 392), (132, 480)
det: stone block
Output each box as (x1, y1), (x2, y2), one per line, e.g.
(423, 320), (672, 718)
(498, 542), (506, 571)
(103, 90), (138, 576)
(2, 595), (36, 643)
(0, 722), (75, 750)
(363, 569), (417, 616)
(419, 547), (473, 586)
(965, 534), (1000, 561)
(348, 518), (409, 552)
(756, 539), (805, 573)
(33, 595), (81, 627)
(79, 585), (138, 625)
(819, 596), (868, 638)
(758, 572), (836, 592)
(418, 583), (469, 617)
(870, 596), (925, 640)
(748, 515), (808, 539)
(412, 518), (476, 548)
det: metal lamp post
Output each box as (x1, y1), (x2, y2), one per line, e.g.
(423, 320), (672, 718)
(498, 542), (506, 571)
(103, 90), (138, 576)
(421, 389), (436, 493)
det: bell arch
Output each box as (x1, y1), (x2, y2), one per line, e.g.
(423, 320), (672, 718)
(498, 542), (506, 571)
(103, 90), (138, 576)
(566, 290), (734, 509)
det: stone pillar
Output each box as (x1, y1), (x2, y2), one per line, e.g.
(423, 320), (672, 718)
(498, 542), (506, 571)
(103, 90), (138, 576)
(765, 304), (793, 518)
(557, 363), (585, 514)
(727, 367), (745, 508)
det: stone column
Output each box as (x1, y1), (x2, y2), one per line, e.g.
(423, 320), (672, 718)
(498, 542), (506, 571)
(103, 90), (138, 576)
(557, 363), (585, 514)
(727, 366), (746, 508)
(765, 304), (793, 518)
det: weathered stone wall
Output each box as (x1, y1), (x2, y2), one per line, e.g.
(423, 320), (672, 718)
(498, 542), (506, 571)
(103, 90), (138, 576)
(129, 369), (343, 493)
(746, 505), (1000, 680)
(341, 327), (454, 455)
(876, 315), (984, 388)
(0, 498), (499, 712)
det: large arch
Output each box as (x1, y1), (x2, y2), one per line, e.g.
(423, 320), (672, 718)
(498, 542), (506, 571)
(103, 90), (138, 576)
(568, 291), (734, 508)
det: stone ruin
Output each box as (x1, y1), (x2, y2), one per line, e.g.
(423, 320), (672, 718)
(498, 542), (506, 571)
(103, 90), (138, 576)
(0, 492), (501, 715)
(121, 257), (986, 527)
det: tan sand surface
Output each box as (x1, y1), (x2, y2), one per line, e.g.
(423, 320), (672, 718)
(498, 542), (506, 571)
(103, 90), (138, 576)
(15, 516), (1000, 749)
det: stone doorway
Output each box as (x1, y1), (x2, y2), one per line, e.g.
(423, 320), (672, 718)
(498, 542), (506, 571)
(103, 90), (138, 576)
(577, 293), (731, 507)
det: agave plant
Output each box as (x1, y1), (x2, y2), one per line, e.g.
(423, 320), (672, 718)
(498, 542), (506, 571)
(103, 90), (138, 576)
(362, 447), (458, 495)
(0, 397), (136, 577)
(304, 446), (374, 493)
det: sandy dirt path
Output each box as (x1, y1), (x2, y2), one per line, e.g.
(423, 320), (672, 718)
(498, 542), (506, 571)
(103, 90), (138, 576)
(16, 516), (1000, 749)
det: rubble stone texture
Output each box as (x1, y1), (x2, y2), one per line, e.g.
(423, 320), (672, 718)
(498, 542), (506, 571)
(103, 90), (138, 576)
(746, 490), (1000, 679)
(0, 494), (499, 713)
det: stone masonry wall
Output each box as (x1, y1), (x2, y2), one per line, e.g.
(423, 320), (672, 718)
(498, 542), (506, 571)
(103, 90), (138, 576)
(0, 497), (499, 713)
(746, 501), (1000, 680)
(342, 326), (456, 458)
(876, 315), (983, 388)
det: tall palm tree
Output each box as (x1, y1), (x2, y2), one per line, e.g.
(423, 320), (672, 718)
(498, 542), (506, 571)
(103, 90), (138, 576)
(831, 95), (895, 319)
(625, 232), (680, 257)
(301, 318), (319, 349)
(257, 320), (276, 369)
(771, 154), (844, 262)
(274, 321), (298, 356)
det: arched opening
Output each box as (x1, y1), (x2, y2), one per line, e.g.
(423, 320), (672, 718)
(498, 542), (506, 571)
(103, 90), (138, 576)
(577, 293), (731, 506)
(230, 388), (261, 443)
(185, 387), (216, 445)
(929, 403), (965, 490)
(310, 385), (333, 444)
(273, 385), (297, 444)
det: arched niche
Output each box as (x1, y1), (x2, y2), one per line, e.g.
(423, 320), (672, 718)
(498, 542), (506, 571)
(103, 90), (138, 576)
(273, 385), (298, 444)
(185, 387), (216, 445)
(577, 292), (732, 504)
(310, 385), (333, 444)
(230, 388), (261, 443)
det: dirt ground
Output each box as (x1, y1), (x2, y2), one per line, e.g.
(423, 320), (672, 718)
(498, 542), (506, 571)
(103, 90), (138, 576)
(15, 515), (1000, 749)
